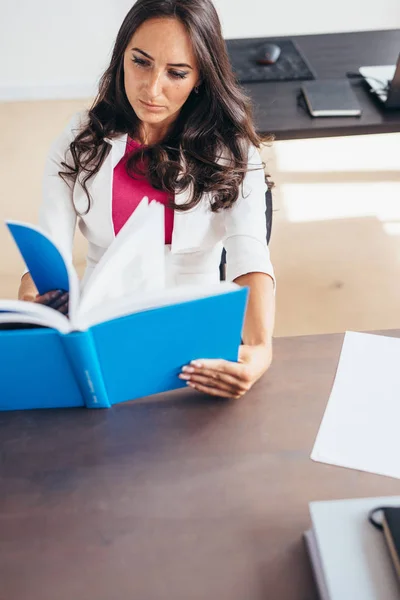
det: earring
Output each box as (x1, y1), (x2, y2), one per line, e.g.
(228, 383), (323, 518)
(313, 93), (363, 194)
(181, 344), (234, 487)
(194, 86), (199, 94)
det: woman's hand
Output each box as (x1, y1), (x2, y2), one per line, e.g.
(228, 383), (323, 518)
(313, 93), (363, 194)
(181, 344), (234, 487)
(34, 290), (69, 315)
(179, 343), (272, 399)
(18, 274), (69, 314)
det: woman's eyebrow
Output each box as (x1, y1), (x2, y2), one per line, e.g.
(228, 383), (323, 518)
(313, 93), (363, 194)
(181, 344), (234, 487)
(131, 47), (193, 69)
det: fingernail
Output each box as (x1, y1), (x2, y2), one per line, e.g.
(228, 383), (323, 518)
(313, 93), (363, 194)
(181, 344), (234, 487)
(187, 381), (195, 387)
(182, 366), (194, 373)
(179, 374), (190, 380)
(190, 361), (202, 368)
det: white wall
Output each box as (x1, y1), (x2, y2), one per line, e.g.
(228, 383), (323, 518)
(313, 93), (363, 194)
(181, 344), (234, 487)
(214, 0), (400, 39)
(1, 0), (399, 101)
(0, 0), (133, 100)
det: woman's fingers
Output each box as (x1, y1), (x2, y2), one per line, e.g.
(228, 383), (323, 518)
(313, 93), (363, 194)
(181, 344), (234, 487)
(179, 360), (250, 397)
(57, 301), (69, 315)
(190, 358), (246, 378)
(180, 346), (271, 400)
(34, 289), (63, 305)
(180, 369), (243, 394)
(180, 371), (236, 394)
(49, 292), (69, 311)
(186, 380), (243, 400)
(34, 290), (69, 315)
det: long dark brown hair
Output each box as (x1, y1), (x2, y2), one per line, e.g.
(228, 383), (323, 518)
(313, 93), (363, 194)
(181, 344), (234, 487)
(60, 0), (271, 215)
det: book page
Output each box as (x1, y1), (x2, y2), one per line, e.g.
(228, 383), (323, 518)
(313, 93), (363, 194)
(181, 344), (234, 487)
(0, 299), (70, 333)
(0, 313), (58, 331)
(311, 331), (400, 479)
(76, 198), (165, 322)
(74, 281), (240, 330)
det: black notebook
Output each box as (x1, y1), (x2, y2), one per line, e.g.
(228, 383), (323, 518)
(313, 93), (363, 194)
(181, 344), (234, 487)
(301, 79), (362, 117)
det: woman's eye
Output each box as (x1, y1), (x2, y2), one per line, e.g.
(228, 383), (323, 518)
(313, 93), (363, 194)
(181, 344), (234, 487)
(132, 57), (148, 67)
(170, 71), (188, 80)
(131, 57), (187, 80)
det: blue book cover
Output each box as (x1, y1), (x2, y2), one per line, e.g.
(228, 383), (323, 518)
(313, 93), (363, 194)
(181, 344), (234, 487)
(1, 208), (248, 411)
(0, 328), (84, 411)
(7, 222), (71, 295)
(90, 288), (246, 404)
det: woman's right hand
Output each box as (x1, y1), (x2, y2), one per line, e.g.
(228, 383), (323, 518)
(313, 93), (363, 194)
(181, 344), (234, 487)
(18, 273), (69, 315)
(34, 290), (69, 315)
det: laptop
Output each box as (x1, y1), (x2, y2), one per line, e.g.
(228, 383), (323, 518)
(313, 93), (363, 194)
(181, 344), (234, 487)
(359, 53), (400, 108)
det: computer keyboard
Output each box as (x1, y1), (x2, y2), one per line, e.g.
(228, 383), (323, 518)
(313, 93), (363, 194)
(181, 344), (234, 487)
(226, 38), (316, 84)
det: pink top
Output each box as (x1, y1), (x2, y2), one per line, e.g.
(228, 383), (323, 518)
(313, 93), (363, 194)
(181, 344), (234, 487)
(112, 137), (174, 244)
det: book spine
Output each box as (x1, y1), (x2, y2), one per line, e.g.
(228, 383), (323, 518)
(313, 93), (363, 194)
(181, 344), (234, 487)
(60, 330), (111, 408)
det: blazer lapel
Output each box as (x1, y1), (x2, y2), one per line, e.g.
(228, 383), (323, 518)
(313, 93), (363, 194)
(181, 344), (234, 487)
(109, 138), (211, 254)
(73, 133), (127, 248)
(171, 183), (212, 254)
(105, 133), (128, 169)
(76, 132), (210, 253)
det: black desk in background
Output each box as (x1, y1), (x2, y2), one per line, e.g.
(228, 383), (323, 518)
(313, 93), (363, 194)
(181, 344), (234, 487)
(226, 29), (400, 140)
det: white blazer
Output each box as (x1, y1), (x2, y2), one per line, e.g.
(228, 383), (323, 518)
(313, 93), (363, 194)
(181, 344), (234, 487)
(38, 110), (275, 288)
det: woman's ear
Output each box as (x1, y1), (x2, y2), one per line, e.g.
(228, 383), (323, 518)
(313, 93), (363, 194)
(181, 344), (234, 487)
(193, 80), (202, 94)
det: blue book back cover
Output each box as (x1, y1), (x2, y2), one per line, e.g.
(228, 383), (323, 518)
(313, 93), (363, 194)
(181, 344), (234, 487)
(0, 328), (83, 410)
(6, 222), (70, 295)
(90, 288), (247, 404)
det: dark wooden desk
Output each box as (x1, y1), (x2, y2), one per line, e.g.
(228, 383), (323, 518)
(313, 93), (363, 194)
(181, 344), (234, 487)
(2, 331), (400, 600)
(226, 29), (400, 139)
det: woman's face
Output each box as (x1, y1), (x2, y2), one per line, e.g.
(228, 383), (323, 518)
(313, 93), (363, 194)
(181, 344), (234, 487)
(123, 17), (201, 134)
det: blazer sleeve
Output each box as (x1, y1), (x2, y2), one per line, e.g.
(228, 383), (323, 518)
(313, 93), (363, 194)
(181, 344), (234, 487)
(36, 111), (90, 259)
(22, 112), (86, 279)
(222, 144), (275, 286)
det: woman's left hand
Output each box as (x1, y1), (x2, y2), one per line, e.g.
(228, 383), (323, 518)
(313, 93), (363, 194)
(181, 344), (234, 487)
(179, 343), (272, 399)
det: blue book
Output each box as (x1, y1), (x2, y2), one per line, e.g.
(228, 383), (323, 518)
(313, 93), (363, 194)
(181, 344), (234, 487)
(1, 200), (248, 410)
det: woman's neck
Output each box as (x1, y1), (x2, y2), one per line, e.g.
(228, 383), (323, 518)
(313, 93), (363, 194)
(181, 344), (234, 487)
(137, 120), (173, 146)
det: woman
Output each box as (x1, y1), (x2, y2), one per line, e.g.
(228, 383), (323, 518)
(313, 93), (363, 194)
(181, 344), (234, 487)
(18, 0), (275, 400)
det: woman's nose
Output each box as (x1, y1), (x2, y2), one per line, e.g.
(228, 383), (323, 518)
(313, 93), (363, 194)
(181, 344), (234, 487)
(146, 71), (163, 99)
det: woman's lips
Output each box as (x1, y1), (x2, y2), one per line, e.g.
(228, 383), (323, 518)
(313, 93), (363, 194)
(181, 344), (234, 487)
(139, 100), (165, 111)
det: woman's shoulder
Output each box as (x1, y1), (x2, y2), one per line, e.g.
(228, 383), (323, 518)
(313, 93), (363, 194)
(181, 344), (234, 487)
(47, 109), (91, 158)
(65, 108), (90, 138)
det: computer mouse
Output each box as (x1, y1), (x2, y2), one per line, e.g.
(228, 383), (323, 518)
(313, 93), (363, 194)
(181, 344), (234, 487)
(255, 43), (281, 66)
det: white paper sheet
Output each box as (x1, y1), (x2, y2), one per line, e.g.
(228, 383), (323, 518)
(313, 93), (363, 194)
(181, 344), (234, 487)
(311, 331), (400, 479)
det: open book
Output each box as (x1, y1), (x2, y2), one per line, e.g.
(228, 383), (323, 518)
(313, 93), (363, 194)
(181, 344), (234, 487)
(0, 198), (248, 411)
